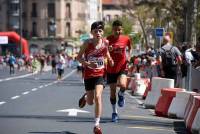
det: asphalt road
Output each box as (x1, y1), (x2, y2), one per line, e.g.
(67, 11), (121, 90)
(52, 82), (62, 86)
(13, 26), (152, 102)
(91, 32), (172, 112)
(0, 66), (187, 134)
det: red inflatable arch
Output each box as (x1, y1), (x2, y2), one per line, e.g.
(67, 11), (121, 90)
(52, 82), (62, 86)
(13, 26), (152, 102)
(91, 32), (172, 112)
(0, 31), (30, 57)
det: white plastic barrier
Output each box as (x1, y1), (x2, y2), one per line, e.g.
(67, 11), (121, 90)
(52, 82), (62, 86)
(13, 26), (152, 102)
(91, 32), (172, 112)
(129, 73), (150, 96)
(134, 73), (141, 79)
(144, 77), (174, 109)
(134, 79), (147, 96)
(191, 108), (200, 134)
(168, 91), (194, 119)
(185, 96), (200, 131)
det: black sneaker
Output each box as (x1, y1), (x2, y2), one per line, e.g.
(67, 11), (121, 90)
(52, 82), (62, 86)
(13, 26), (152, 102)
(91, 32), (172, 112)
(78, 93), (87, 108)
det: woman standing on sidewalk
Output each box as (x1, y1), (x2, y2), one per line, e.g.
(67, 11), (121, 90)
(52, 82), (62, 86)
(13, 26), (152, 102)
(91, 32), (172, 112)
(56, 53), (65, 80)
(77, 21), (113, 134)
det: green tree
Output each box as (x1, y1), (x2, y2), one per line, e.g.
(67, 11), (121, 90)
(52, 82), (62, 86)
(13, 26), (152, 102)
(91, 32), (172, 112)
(132, 0), (199, 43)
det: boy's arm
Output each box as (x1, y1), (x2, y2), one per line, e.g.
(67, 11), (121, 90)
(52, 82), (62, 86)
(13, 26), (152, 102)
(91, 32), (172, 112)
(127, 37), (133, 62)
(106, 50), (114, 66)
(77, 41), (89, 66)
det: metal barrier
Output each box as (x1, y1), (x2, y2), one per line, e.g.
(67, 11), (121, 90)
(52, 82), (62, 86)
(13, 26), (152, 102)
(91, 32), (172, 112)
(191, 65), (200, 92)
(183, 64), (200, 92)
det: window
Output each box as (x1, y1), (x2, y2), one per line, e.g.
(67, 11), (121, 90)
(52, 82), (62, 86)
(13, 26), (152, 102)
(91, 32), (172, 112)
(114, 15), (119, 19)
(9, 3), (19, 15)
(65, 3), (71, 19)
(66, 23), (70, 37)
(48, 20), (56, 37)
(106, 15), (111, 22)
(9, 3), (18, 11)
(31, 3), (37, 17)
(32, 22), (37, 37)
(48, 3), (55, 18)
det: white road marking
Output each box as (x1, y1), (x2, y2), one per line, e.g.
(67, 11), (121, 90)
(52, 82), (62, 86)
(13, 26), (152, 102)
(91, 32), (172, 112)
(128, 126), (174, 132)
(0, 101), (6, 105)
(11, 96), (20, 100)
(57, 108), (90, 116)
(31, 88), (38, 91)
(0, 73), (34, 82)
(39, 85), (43, 88)
(1, 69), (76, 106)
(63, 70), (76, 79)
(22, 91), (30, 95)
(47, 83), (53, 86)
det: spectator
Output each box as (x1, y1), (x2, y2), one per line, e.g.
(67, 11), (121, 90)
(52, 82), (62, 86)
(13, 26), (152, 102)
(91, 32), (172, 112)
(8, 54), (16, 74)
(159, 35), (182, 86)
(56, 53), (65, 80)
(51, 55), (57, 74)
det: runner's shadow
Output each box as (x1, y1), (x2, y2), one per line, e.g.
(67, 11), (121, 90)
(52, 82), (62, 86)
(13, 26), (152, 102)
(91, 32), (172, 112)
(0, 114), (188, 133)
(0, 115), (111, 124)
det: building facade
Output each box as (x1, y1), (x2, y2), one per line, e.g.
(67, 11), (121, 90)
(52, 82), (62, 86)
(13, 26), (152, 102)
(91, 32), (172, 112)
(0, 0), (102, 39)
(0, 0), (102, 54)
(102, 0), (128, 22)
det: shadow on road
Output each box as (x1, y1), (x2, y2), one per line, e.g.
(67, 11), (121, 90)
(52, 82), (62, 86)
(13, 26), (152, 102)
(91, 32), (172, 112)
(0, 114), (187, 134)
(29, 131), (77, 134)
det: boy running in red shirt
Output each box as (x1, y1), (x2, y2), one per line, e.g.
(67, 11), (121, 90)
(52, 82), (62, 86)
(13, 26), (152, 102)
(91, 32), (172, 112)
(77, 21), (113, 134)
(106, 20), (132, 122)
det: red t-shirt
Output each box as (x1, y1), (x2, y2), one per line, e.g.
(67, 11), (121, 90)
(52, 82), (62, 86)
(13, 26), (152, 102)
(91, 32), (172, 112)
(106, 35), (131, 73)
(83, 39), (108, 79)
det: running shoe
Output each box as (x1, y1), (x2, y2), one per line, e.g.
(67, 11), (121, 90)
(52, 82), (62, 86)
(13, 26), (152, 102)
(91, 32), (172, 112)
(93, 126), (102, 134)
(78, 93), (87, 108)
(112, 113), (118, 122)
(118, 91), (125, 107)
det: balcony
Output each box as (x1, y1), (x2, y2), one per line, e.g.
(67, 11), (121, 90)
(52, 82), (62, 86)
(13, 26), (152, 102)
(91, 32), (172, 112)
(9, 10), (19, 16)
(9, 24), (19, 30)
(10, 0), (19, 4)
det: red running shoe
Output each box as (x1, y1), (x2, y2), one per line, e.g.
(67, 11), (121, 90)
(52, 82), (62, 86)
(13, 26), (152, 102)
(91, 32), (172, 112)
(78, 93), (87, 108)
(93, 126), (102, 134)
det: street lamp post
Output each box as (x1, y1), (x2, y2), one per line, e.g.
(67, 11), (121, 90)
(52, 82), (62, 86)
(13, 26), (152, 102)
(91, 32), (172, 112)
(19, 0), (23, 56)
(49, 19), (57, 53)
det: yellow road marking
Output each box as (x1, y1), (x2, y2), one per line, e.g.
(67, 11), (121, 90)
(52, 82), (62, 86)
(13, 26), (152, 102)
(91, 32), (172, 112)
(128, 126), (174, 132)
(122, 115), (177, 121)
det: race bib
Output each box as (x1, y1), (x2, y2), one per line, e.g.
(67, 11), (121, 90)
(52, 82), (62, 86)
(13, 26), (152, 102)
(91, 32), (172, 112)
(87, 57), (104, 69)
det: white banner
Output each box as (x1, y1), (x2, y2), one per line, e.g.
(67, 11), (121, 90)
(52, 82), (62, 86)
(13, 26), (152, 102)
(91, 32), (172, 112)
(0, 36), (8, 44)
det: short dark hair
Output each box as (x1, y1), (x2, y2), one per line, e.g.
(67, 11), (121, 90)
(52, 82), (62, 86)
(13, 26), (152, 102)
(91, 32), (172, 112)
(91, 21), (104, 31)
(112, 20), (122, 27)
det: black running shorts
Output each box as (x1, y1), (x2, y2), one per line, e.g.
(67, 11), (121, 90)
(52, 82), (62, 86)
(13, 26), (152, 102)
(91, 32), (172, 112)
(84, 76), (104, 91)
(106, 71), (127, 84)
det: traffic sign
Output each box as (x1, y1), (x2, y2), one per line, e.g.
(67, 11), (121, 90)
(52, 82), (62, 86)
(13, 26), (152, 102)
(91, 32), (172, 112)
(155, 28), (164, 37)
